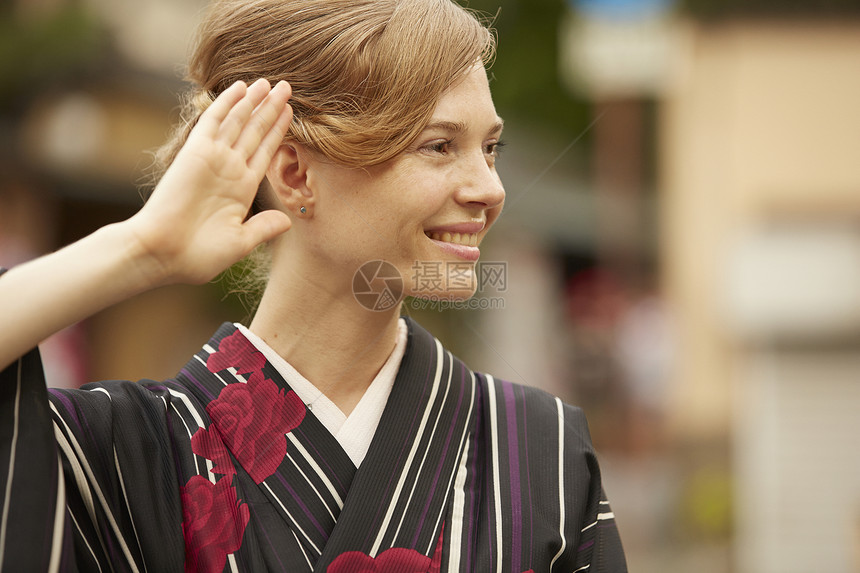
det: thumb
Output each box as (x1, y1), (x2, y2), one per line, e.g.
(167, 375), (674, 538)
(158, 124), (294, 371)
(242, 210), (292, 251)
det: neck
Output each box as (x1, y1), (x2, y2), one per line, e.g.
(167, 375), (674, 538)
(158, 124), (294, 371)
(248, 252), (401, 416)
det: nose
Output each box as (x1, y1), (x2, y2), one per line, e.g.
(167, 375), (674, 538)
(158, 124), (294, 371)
(453, 151), (506, 211)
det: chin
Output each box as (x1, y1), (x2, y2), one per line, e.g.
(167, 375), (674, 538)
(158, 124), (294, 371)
(410, 288), (477, 303)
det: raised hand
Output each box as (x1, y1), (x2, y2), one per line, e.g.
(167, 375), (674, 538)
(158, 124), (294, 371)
(129, 78), (294, 285)
(0, 79), (294, 370)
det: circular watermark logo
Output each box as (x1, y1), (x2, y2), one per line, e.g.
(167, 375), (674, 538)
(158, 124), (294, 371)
(352, 260), (404, 311)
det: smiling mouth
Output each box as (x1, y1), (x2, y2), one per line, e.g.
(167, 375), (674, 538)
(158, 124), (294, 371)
(425, 231), (479, 247)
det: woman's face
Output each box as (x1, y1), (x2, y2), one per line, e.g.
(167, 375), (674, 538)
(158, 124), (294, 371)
(305, 65), (505, 302)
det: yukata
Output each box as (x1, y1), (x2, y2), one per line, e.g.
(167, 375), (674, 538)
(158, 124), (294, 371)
(0, 316), (627, 572)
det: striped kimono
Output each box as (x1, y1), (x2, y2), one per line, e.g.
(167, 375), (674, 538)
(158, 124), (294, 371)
(0, 317), (626, 572)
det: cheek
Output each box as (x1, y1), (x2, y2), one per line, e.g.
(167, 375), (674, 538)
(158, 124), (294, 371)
(311, 210), (403, 274)
(318, 167), (444, 260)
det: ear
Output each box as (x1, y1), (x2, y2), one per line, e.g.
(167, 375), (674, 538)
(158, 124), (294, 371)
(266, 144), (314, 216)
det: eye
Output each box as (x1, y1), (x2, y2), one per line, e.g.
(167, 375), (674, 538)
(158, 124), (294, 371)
(486, 140), (506, 158)
(423, 140), (452, 155)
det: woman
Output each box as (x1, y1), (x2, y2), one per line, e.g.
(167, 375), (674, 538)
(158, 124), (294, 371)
(0, 0), (626, 571)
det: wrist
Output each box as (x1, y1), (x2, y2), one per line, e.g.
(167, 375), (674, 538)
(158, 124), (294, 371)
(104, 219), (175, 291)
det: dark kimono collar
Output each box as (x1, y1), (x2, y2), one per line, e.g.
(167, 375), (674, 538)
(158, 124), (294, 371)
(177, 317), (476, 571)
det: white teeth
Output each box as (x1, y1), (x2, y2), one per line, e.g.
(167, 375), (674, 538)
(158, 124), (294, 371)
(425, 231), (478, 247)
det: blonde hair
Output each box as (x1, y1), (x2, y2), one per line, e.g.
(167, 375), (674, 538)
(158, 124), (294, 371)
(152, 0), (495, 313)
(156, 0), (496, 173)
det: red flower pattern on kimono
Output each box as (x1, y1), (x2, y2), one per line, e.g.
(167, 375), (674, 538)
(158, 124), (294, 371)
(327, 547), (433, 573)
(190, 426), (236, 477)
(181, 475), (250, 573)
(327, 540), (533, 572)
(206, 330), (267, 384)
(204, 330), (306, 483)
(328, 524), (446, 573)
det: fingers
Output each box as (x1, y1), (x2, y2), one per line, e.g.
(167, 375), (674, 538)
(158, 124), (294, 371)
(247, 100), (294, 175)
(192, 78), (292, 168)
(216, 78), (273, 145)
(194, 81), (247, 138)
(236, 80), (293, 162)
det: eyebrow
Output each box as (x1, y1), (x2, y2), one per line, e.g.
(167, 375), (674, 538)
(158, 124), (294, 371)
(423, 118), (505, 137)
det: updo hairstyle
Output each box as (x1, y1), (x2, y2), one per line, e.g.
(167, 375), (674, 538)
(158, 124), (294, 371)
(156, 0), (496, 174)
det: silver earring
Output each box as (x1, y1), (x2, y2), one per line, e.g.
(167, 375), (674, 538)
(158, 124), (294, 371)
(300, 206), (307, 214)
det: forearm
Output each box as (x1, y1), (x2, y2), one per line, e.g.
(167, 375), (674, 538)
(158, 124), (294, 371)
(0, 221), (167, 371)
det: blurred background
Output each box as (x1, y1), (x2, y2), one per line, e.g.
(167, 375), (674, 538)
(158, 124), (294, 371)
(2, 0), (859, 571)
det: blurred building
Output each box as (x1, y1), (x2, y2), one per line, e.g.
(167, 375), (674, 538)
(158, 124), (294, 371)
(558, 0), (860, 571)
(662, 18), (860, 573)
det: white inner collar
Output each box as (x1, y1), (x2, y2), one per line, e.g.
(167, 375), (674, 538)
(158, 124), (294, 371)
(234, 318), (408, 467)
